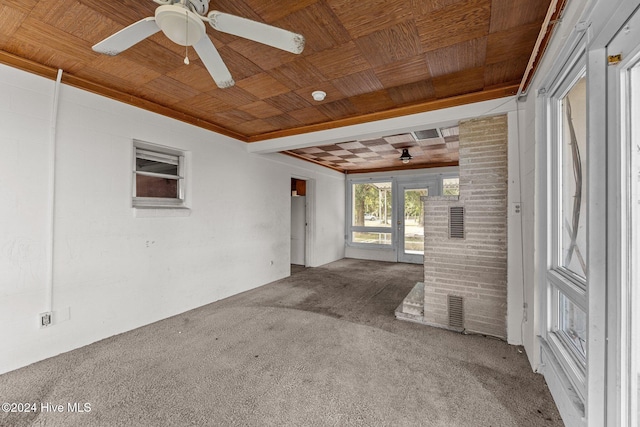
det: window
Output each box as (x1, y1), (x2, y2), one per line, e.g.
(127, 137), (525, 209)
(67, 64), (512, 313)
(545, 55), (588, 400)
(133, 140), (186, 208)
(346, 174), (456, 256)
(350, 181), (392, 245)
(442, 177), (460, 195)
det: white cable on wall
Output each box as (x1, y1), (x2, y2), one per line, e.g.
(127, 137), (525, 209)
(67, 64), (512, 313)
(45, 69), (63, 317)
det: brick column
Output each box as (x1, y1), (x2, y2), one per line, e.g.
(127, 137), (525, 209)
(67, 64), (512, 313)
(423, 115), (508, 338)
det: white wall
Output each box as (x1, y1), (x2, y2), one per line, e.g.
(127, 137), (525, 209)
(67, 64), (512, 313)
(0, 64), (344, 374)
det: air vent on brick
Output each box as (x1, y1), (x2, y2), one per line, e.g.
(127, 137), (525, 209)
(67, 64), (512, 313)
(448, 295), (464, 331)
(449, 206), (465, 239)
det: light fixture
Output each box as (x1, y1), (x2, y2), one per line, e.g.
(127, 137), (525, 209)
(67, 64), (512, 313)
(399, 148), (412, 164)
(311, 90), (326, 101)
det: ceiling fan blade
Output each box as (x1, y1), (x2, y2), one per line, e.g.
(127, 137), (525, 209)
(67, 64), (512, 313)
(93, 17), (161, 56)
(192, 36), (235, 89)
(208, 11), (305, 54)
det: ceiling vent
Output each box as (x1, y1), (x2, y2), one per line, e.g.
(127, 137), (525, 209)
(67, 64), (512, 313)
(411, 128), (445, 146)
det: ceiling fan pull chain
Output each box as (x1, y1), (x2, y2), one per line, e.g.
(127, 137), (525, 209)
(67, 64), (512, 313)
(184, 9), (190, 65)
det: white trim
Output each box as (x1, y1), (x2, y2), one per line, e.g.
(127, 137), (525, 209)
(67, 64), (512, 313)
(132, 139), (189, 210)
(586, 45), (608, 427)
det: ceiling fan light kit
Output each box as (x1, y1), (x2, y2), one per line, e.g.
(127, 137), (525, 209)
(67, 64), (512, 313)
(155, 5), (206, 46)
(92, 0), (305, 89)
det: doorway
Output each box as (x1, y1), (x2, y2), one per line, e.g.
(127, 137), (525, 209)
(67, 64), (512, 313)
(398, 183), (434, 264)
(290, 178), (306, 267)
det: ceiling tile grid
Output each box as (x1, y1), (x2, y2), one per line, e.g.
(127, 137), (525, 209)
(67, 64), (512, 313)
(287, 128), (459, 172)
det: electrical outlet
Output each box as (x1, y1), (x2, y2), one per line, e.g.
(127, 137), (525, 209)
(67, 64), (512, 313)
(512, 202), (522, 215)
(40, 312), (52, 328)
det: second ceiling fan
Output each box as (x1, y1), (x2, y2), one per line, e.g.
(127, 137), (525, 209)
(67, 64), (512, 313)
(92, 0), (306, 89)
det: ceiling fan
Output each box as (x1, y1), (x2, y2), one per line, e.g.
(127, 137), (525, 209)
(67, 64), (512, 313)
(92, 0), (305, 89)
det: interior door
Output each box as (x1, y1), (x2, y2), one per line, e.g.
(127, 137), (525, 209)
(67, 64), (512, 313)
(290, 195), (306, 266)
(397, 183), (434, 264)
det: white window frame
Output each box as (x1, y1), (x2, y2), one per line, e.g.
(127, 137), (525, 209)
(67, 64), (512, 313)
(540, 39), (589, 403)
(132, 139), (186, 209)
(346, 178), (395, 249)
(345, 173), (457, 249)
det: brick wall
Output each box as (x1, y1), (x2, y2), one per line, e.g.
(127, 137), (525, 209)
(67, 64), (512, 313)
(423, 115), (508, 338)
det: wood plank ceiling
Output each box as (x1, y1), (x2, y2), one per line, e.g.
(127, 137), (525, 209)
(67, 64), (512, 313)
(0, 0), (556, 172)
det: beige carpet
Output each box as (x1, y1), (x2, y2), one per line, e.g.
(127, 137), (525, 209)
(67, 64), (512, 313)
(0, 259), (562, 426)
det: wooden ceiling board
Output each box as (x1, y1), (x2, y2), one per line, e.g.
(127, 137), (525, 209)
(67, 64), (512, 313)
(331, 69), (384, 98)
(306, 41), (371, 80)
(432, 66), (485, 98)
(236, 73), (290, 99)
(244, 0), (320, 23)
(288, 106), (332, 125)
(317, 98), (359, 120)
(485, 22), (543, 64)
(141, 76), (201, 106)
(208, 86), (258, 108)
(417, 0), (491, 51)
(411, 0), (466, 15)
(226, 37), (297, 71)
(327, 0), (414, 39)
(0, 0), (558, 171)
(276, 2), (351, 54)
(387, 80), (436, 105)
(484, 57), (530, 87)
(238, 100), (284, 119)
(166, 62), (224, 93)
(264, 113), (303, 130)
(76, 0), (156, 27)
(13, 18), (96, 65)
(2, 0), (38, 15)
(0, 6), (28, 41)
(355, 20), (423, 68)
(350, 90), (397, 114)
(235, 118), (280, 135)
(489, 0), (552, 33)
(266, 92), (314, 114)
(373, 55), (431, 87)
(269, 58), (328, 90)
(425, 37), (487, 78)
(174, 93), (233, 117)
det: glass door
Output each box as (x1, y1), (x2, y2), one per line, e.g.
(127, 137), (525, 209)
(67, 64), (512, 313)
(398, 183), (434, 264)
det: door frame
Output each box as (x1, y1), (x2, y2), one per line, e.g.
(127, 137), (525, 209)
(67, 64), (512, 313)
(397, 181), (436, 264)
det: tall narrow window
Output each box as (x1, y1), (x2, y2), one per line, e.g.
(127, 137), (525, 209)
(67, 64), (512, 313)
(133, 140), (185, 208)
(546, 64), (588, 400)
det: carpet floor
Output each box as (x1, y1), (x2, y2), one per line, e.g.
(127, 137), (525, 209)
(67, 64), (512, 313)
(0, 259), (563, 426)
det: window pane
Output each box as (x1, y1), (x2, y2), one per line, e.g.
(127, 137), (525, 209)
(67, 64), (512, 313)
(560, 76), (587, 278)
(136, 158), (179, 176)
(559, 293), (587, 359)
(352, 182), (392, 227)
(352, 232), (391, 245)
(404, 188), (428, 254)
(136, 174), (178, 198)
(442, 178), (460, 196)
